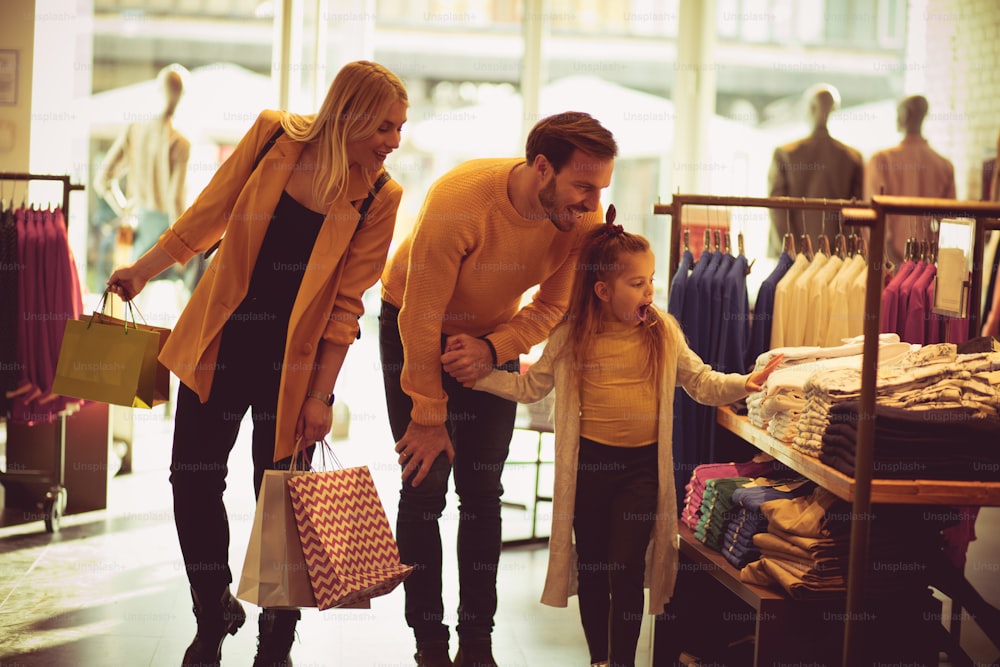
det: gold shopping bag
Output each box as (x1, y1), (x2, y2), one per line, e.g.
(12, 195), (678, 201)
(51, 304), (165, 408)
(81, 309), (171, 408)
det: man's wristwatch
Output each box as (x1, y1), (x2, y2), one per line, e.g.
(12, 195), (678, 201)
(306, 390), (335, 406)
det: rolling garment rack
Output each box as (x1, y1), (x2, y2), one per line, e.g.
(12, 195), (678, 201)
(655, 193), (1000, 666)
(0, 171), (86, 532)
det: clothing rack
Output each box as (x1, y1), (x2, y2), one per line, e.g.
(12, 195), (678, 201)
(842, 195), (1000, 666)
(0, 171), (85, 532)
(656, 194), (861, 281)
(0, 172), (85, 214)
(657, 192), (1000, 666)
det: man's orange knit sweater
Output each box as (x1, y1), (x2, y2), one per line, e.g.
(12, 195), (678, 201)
(381, 158), (601, 426)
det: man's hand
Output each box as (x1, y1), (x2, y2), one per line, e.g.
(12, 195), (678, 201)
(745, 354), (784, 393)
(441, 334), (494, 385)
(395, 422), (454, 487)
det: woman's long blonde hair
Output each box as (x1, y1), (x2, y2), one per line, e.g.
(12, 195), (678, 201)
(563, 226), (678, 389)
(280, 60), (407, 207)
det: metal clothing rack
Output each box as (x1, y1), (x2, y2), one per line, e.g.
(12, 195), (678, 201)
(655, 193), (862, 280)
(0, 171), (85, 532)
(658, 192), (1000, 666)
(842, 195), (1000, 666)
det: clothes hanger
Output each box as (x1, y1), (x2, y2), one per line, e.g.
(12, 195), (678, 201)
(683, 227), (690, 252)
(816, 211), (831, 257)
(832, 213), (846, 259)
(847, 232), (858, 258)
(800, 232), (814, 262)
(782, 209), (796, 257)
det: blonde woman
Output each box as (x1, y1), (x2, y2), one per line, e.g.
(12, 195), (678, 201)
(108, 61), (408, 666)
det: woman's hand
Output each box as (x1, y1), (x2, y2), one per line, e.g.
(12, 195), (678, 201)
(106, 264), (149, 302)
(296, 397), (334, 444)
(106, 244), (176, 301)
(745, 353), (784, 393)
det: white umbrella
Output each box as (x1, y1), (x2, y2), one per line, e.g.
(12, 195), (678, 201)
(412, 75), (674, 158)
(412, 75), (774, 165)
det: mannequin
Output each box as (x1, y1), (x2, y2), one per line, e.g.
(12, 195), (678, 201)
(767, 84), (864, 256)
(95, 64), (191, 278)
(865, 94), (956, 268)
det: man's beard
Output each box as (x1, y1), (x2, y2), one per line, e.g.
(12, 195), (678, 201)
(538, 178), (575, 232)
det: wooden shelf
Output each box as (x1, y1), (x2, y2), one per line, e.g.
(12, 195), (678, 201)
(677, 525), (787, 609)
(717, 407), (1000, 506)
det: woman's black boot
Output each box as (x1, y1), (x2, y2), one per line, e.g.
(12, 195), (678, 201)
(181, 586), (246, 666)
(252, 608), (300, 666)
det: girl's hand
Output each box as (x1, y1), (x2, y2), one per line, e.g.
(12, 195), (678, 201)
(745, 353), (784, 393)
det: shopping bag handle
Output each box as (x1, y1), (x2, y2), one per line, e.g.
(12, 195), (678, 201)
(90, 288), (154, 334)
(289, 436), (343, 474)
(88, 288), (140, 333)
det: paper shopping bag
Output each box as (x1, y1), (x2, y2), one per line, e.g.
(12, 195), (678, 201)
(237, 470), (317, 609)
(287, 466), (413, 610)
(51, 315), (163, 408)
(85, 312), (172, 408)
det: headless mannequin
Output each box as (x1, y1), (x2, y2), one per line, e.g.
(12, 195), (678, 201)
(95, 64), (191, 279)
(865, 95), (956, 268)
(767, 84), (864, 256)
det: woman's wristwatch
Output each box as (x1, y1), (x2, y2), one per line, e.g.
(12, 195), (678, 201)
(306, 390), (335, 406)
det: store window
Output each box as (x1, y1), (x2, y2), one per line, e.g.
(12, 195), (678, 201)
(73, 0), (909, 311)
(85, 0), (276, 303)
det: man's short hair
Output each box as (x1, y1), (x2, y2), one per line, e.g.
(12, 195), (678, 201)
(525, 112), (618, 172)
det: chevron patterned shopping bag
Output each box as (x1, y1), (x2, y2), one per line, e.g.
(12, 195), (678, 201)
(286, 466), (413, 610)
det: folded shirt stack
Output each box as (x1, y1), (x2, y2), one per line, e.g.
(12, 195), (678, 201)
(794, 347), (1000, 457)
(746, 335), (910, 435)
(721, 479), (816, 569)
(680, 458), (787, 531)
(692, 477), (751, 549)
(820, 399), (1000, 480)
(739, 486), (953, 600)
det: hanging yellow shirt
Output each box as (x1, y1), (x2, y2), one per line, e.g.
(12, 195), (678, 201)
(579, 320), (659, 447)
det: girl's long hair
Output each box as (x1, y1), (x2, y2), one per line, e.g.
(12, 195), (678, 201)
(279, 60), (407, 207)
(563, 226), (677, 389)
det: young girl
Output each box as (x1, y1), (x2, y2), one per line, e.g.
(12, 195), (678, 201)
(465, 220), (781, 667)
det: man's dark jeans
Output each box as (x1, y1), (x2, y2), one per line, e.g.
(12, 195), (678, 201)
(379, 301), (517, 644)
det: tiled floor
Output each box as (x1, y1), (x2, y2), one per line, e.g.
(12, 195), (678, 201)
(0, 422), (608, 667)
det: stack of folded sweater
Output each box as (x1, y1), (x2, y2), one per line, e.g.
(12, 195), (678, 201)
(792, 345), (1000, 456)
(692, 476), (752, 549)
(820, 399), (1000, 480)
(681, 458), (788, 531)
(746, 335), (911, 443)
(721, 479), (815, 569)
(740, 486), (956, 600)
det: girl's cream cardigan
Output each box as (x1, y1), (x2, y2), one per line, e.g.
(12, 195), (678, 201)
(473, 318), (749, 614)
